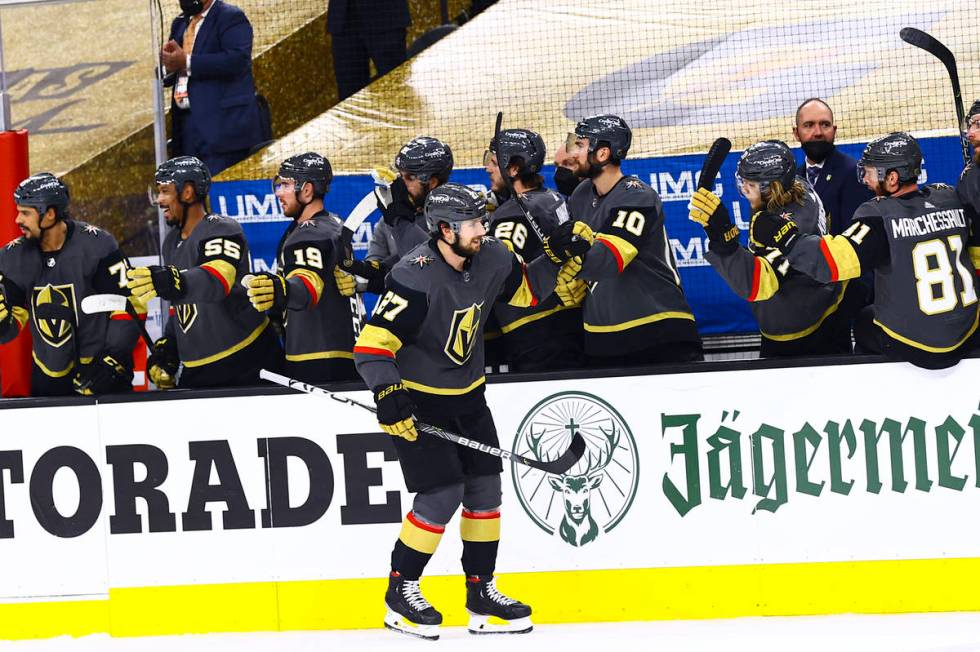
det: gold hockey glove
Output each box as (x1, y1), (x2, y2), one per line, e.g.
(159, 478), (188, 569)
(333, 267), (356, 297)
(555, 256), (587, 306)
(246, 272), (288, 313)
(373, 382), (418, 441)
(127, 265), (187, 302)
(688, 188), (740, 254)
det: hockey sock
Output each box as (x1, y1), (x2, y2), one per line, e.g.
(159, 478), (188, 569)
(460, 509), (500, 576)
(391, 511), (445, 580)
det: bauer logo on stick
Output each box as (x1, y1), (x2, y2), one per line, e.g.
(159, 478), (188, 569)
(512, 392), (639, 548)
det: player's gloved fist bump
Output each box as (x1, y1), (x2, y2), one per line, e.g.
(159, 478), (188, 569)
(73, 354), (129, 396)
(246, 272), (288, 313)
(147, 337), (179, 390)
(333, 267), (356, 297)
(688, 188), (740, 254)
(127, 265), (187, 302)
(555, 257), (587, 306)
(750, 211), (801, 252)
(373, 382), (418, 441)
(543, 221), (594, 264)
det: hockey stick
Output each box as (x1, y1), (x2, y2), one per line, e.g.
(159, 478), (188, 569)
(899, 27), (969, 165)
(338, 190), (379, 337)
(260, 369), (587, 475)
(80, 294), (156, 351)
(697, 137), (731, 190)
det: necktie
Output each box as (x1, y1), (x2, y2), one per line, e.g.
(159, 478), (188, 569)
(807, 166), (820, 188)
(183, 15), (203, 55)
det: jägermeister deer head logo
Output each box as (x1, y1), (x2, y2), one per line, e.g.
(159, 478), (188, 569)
(512, 391), (639, 547)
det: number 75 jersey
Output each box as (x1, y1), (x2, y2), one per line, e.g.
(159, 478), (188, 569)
(786, 184), (979, 352)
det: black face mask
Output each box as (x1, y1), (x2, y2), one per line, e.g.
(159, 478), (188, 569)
(801, 140), (835, 164)
(554, 166), (583, 196)
(180, 0), (205, 16)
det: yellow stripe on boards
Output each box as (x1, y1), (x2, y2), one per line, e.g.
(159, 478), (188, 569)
(4, 558), (980, 639)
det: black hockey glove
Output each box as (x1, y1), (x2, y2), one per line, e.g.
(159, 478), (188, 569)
(688, 188), (740, 254)
(245, 272), (288, 313)
(373, 383), (418, 441)
(0, 285), (14, 339)
(127, 265), (187, 303)
(378, 176), (418, 227)
(750, 210), (801, 253)
(148, 337), (179, 390)
(73, 354), (130, 396)
(542, 221), (594, 264)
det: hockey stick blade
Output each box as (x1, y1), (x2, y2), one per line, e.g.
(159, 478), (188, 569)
(260, 369), (587, 474)
(81, 293), (130, 314)
(697, 137), (731, 190)
(900, 27), (968, 164)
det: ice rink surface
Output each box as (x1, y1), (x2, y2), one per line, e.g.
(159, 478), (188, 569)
(5, 613), (980, 652)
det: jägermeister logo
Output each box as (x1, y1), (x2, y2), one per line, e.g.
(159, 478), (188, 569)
(512, 392), (639, 547)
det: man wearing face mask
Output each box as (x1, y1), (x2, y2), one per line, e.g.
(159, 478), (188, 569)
(162, 0), (263, 175)
(552, 142), (583, 197)
(794, 98), (873, 235)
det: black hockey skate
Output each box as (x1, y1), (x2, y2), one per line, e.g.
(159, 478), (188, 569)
(465, 575), (533, 634)
(383, 571), (442, 641)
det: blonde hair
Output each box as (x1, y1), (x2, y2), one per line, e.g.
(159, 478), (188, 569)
(766, 179), (807, 212)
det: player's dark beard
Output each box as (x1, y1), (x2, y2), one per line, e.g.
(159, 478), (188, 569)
(801, 140), (835, 163)
(449, 235), (478, 258)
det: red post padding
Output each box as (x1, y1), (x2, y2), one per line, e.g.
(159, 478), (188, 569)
(0, 130), (31, 397)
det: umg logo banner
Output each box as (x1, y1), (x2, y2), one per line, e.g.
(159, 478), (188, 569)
(511, 392), (639, 548)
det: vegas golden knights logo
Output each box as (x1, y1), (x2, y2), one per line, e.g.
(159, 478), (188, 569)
(174, 303), (198, 333)
(31, 284), (77, 348)
(444, 302), (483, 365)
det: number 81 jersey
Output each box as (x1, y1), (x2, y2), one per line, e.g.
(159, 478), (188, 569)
(787, 184), (979, 353)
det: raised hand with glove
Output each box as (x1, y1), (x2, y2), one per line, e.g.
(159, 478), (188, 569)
(73, 354), (130, 396)
(147, 337), (179, 389)
(688, 188), (741, 254)
(374, 382), (418, 441)
(750, 210), (801, 253)
(245, 272), (288, 313)
(377, 176), (418, 227)
(127, 266), (187, 303)
(542, 220), (595, 264)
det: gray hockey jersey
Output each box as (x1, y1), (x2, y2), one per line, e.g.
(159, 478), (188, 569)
(786, 185), (979, 352)
(161, 214), (268, 368)
(567, 175), (700, 356)
(0, 221), (138, 377)
(707, 185), (846, 340)
(353, 236), (556, 415)
(275, 211), (355, 364)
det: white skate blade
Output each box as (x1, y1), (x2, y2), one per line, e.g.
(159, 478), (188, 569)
(467, 612), (533, 635)
(384, 608), (440, 641)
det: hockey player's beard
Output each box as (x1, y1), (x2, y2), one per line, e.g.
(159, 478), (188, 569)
(450, 235), (480, 258)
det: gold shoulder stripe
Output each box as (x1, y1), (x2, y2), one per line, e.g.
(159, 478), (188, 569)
(200, 260), (237, 295)
(820, 235), (861, 281)
(596, 233), (638, 271)
(12, 306), (28, 330)
(505, 266), (537, 309)
(354, 324), (403, 357)
(287, 268), (325, 305)
(969, 245), (980, 272)
(748, 257), (780, 302)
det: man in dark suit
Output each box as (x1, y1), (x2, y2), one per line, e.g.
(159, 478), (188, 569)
(793, 98), (872, 235)
(328, 0), (410, 101)
(162, 0), (263, 176)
